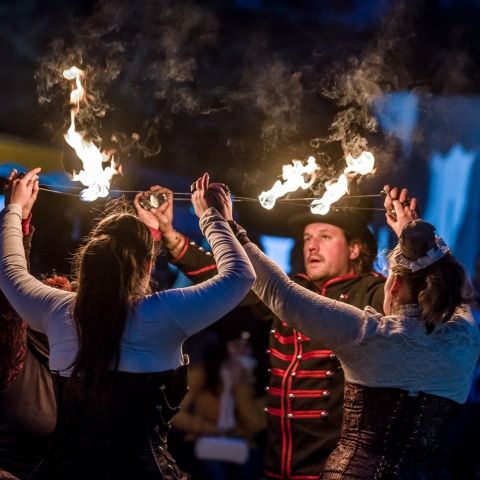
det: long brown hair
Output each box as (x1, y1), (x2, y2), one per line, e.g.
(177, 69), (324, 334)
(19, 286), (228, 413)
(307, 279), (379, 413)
(392, 254), (470, 329)
(71, 211), (154, 390)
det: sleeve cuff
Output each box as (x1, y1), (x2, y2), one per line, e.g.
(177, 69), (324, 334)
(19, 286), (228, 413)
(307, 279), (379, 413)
(171, 235), (189, 263)
(21, 213), (32, 236)
(5, 203), (23, 219)
(149, 226), (162, 242)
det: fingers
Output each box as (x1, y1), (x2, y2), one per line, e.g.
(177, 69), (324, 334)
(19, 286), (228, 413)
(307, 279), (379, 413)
(149, 185), (172, 196)
(7, 169), (17, 182)
(201, 172), (209, 191)
(22, 167), (41, 184)
(133, 192), (143, 211)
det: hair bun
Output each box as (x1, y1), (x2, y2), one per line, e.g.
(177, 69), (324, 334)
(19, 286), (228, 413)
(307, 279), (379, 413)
(399, 220), (436, 260)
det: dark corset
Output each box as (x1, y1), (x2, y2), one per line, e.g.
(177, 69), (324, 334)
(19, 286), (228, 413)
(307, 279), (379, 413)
(34, 363), (190, 480)
(322, 382), (461, 480)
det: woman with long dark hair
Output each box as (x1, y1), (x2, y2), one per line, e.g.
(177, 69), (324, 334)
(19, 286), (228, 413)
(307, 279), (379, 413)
(223, 185), (480, 479)
(0, 169), (255, 480)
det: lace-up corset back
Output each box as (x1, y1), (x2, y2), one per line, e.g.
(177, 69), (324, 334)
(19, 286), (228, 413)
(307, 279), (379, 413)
(54, 364), (189, 445)
(322, 382), (461, 479)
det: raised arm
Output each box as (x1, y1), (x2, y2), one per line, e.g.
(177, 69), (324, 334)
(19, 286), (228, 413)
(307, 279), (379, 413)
(241, 240), (368, 350)
(143, 174), (256, 338)
(0, 169), (74, 333)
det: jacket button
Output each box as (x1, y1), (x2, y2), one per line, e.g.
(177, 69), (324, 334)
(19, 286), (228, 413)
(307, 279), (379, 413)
(288, 393), (295, 399)
(321, 410), (329, 418)
(264, 407), (268, 413)
(326, 370), (334, 377)
(287, 413), (294, 419)
(291, 372), (296, 377)
(322, 390), (331, 398)
(297, 336), (302, 341)
(266, 349), (271, 354)
(296, 354), (302, 360)
(270, 329), (276, 334)
(329, 353), (336, 359)
(265, 386), (270, 392)
(267, 368), (272, 373)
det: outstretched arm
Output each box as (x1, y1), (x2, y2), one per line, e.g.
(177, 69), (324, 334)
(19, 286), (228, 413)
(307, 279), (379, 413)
(0, 169), (74, 333)
(143, 174), (256, 339)
(242, 241), (368, 350)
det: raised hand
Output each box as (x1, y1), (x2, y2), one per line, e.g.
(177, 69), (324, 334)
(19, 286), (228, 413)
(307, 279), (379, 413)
(383, 185), (418, 238)
(209, 182), (233, 221)
(134, 185), (174, 234)
(191, 173), (233, 220)
(9, 168), (41, 219)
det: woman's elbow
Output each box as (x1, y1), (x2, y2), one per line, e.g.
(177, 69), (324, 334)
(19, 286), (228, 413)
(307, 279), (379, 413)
(244, 265), (256, 285)
(235, 266), (256, 293)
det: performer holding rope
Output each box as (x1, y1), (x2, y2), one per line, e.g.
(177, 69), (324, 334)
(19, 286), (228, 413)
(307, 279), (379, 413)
(0, 169), (255, 480)
(134, 183), (385, 479)
(224, 183), (480, 479)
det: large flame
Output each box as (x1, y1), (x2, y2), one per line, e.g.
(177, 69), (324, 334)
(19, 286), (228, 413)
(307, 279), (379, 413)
(63, 66), (119, 202)
(259, 156), (318, 210)
(310, 151), (375, 215)
(259, 151), (375, 215)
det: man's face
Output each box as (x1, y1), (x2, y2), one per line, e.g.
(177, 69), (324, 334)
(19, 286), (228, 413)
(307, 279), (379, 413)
(303, 223), (354, 282)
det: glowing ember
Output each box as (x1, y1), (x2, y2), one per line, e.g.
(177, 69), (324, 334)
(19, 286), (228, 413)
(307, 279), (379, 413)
(259, 151), (375, 215)
(63, 66), (119, 201)
(259, 156), (318, 210)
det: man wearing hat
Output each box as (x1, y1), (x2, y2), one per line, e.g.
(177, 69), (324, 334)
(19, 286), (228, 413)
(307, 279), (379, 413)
(134, 186), (385, 479)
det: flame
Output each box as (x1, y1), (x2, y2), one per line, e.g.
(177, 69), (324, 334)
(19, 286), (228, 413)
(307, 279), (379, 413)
(259, 156), (318, 210)
(310, 151), (375, 215)
(63, 66), (119, 202)
(259, 151), (375, 215)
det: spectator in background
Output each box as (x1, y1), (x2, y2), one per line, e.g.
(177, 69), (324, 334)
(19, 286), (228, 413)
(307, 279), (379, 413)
(173, 331), (266, 480)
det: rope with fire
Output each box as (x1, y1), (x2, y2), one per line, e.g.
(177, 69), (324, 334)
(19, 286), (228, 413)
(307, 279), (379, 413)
(0, 176), (394, 213)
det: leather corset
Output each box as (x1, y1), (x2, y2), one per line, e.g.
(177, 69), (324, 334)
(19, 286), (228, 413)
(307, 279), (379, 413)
(35, 363), (190, 480)
(322, 382), (461, 480)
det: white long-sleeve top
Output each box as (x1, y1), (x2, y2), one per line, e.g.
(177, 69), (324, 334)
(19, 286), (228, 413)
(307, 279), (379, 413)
(244, 242), (480, 404)
(0, 205), (255, 375)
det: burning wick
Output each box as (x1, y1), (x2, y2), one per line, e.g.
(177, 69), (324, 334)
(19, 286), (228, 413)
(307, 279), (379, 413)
(259, 156), (318, 210)
(62, 66), (120, 202)
(259, 151), (375, 215)
(310, 151), (375, 215)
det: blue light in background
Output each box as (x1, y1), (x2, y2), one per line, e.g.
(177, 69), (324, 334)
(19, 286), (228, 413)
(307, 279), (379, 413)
(0, 194), (4, 211)
(260, 235), (295, 274)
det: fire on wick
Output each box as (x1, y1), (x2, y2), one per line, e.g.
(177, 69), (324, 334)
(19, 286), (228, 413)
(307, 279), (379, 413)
(62, 66), (121, 202)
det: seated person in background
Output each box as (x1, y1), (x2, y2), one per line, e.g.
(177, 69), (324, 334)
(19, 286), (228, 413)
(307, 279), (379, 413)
(173, 331), (266, 480)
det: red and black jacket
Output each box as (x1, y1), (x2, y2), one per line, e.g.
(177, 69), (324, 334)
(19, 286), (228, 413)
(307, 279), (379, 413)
(168, 236), (385, 479)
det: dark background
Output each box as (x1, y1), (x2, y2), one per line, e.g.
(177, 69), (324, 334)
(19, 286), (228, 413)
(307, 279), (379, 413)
(0, 0), (479, 276)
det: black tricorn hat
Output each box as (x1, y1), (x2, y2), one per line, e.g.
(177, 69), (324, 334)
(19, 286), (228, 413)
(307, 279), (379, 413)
(287, 194), (378, 256)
